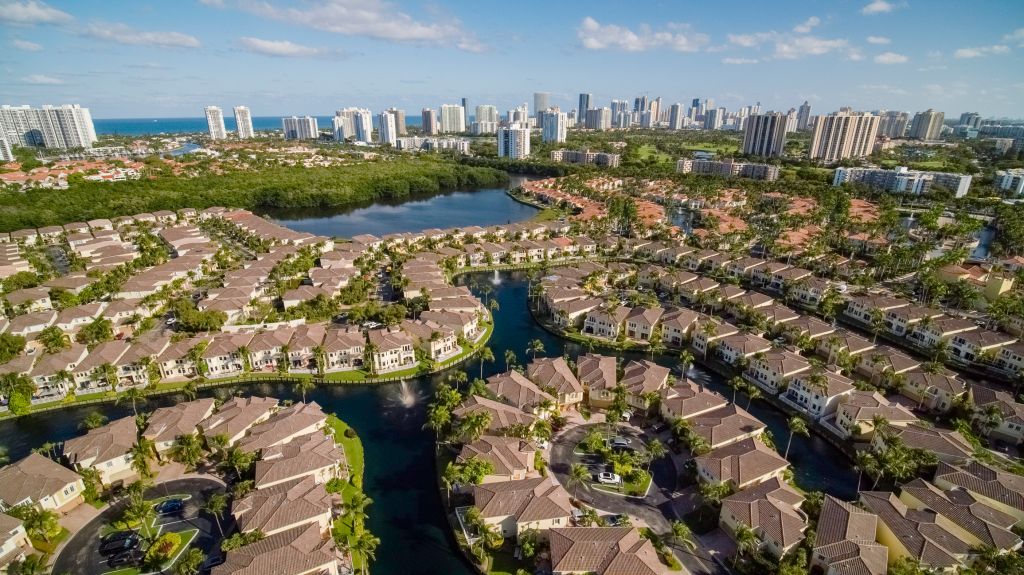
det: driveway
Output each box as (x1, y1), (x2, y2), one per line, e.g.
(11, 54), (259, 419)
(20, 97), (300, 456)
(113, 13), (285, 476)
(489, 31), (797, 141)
(550, 423), (726, 575)
(52, 478), (227, 575)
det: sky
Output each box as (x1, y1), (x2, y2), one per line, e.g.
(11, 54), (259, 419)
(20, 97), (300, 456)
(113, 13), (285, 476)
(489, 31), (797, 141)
(1, 0), (1023, 119)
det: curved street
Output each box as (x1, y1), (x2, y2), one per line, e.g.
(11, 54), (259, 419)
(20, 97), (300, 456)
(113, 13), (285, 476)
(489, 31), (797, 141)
(52, 477), (228, 575)
(549, 423), (726, 575)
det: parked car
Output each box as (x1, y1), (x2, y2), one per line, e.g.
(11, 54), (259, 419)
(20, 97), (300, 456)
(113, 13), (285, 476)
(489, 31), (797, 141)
(606, 514), (627, 526)
(610, 437), (632, 448)
(107, 548), (144, 568)
(536, 440), (550, 450)
(99, 534), (140, 556)
(100, 530), (136, 544)
(154, 498), (184, 515)
(597, 472), (621, 484)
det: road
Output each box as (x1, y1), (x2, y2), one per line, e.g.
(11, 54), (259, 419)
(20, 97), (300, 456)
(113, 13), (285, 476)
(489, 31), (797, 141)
(550, 423), (726, 575)
(52, 477), (228, 575)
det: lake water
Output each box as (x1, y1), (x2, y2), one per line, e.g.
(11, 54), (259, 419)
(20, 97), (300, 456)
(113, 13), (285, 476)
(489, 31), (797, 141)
(260, 175), (540, 239)
(0, 187), (860, 573)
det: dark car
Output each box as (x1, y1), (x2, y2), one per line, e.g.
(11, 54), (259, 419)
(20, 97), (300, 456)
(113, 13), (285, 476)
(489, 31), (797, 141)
(99, 534), (140, 555)
(154, 498), (185, 515)
(606, 514), (627, 526)
(107, 548), (144, 568)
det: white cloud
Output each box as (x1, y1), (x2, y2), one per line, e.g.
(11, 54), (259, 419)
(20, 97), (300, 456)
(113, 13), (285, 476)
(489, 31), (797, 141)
(21, 73), (62, 84)
(84, 22), (201, 48)
(874, 51), (908, 64)
(954, 44), (1010, 59)
(1005, 28), (1024, 47)
(722, 57), (758, 64)
(793, 16), (820, 34)
(862, 0), (895, 15)
(727, 33), (771, 48)
(916, 64), (947, 72)
(727, 29), (855, 60)
(578, 17), (709, 52)
(866, 35), (890, 44)
(0, 0), (72, 24)
(238, 37), (331, 58)
(240, 0), (484, 52)
(11, 38), (41, 51)
(198, 0), (224, 6)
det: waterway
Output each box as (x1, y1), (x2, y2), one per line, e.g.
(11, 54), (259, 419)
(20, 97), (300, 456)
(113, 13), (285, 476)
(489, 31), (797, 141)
(260, 175), (539, 239)
(0, 199), (859, 574)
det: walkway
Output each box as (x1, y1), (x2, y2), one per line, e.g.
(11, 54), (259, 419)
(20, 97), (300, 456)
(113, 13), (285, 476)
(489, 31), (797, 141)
(549, 423), (726, 575)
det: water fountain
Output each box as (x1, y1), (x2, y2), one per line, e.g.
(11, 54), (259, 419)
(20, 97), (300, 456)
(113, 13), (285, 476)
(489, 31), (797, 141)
(398, 379), (417, 408)
(490, 269), (501, 286)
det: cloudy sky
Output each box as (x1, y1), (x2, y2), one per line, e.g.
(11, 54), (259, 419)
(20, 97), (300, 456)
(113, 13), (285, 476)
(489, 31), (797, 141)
(2, 0), (1023, 119)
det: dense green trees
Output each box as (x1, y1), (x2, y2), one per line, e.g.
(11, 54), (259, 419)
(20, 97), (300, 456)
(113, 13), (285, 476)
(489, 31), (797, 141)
(0, 157), (506, 231)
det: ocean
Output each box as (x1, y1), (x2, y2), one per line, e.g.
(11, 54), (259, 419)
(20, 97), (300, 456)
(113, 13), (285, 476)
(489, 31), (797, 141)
(94, 115), (424, 136)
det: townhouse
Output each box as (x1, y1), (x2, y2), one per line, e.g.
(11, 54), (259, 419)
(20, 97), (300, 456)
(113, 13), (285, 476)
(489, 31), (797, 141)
(859, 491), (971, 573)
(899, 478), (1021, 552)
(831, 391), (918, 440)
(950, 329), (1016, 364)
(367, 327), (416, 373)
(659, 307), (700, 346)
(237, 402), (328, 454)
(486, 371), (556, 416)
(0, 453), (84, 512)
(458, 436), (537, 483)
(63, 416), (138, 485)
(744, 349), (811, 395)
(453, 395), (537, 435)
(933, 461), (1024, 525)
(855, 345), (920, 385)
(287, 323), (326, 373)
(721, 477), (807, 559)
(253, 432), (346, 490)
(658, 380), (728, 422)
(870, 423), (973, 464)
(202, 332), (253, 378)
(691, 319), (740, 358)
(526, 357), (584, 410)
(786, 276), (831, 308)
(156, 336), (204, 382)
(72, 340), (130, 390)
(843, 295), (909, 326)
(142, 398), (217, 454)
(811, 496), (888, 575)
(322, 328), (365, 373)
(619, 360), (670, 411)
(901, 369), (966, 413)
(713, 333), (772, 366)
(624, 306), (664, 341)
(781, 369), (855, 420)
(907, 316), (977, 350)
(401, 319), (459, 363)
(583, 306), (630, 340)
(969, 385), (1024, 445)
(29, 345), (88, 401)
(548, 527), (666, 575)
(575, 353), (618, 408)
(199, 396), (280, 446)
(695, 437), (789, 490)
(232, 476), (333, 537)
(883, 305), (944, 337)
(212, 523), (345, 575)
(689, 405), (766, 450)
(472, 477), (572, 541)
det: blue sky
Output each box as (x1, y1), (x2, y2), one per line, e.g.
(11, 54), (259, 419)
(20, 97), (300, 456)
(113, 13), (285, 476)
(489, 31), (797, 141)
(2, 0), (1023, 119)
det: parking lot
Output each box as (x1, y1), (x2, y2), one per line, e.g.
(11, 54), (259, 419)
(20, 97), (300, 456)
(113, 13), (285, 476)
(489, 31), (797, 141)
(52, 478), (228, 575)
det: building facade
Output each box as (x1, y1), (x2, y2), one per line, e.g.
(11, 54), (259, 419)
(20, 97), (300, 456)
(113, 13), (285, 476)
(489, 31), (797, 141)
(0, 104), (98, 149)
(809, 111), (879, 162)
(233, 106), (254, 139)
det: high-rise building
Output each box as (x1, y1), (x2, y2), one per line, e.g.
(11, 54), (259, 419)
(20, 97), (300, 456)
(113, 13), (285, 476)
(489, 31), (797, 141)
(834, 166), (972, 198)
(995, 169), (1024, 196)
(497, 126), (530, 159)
(877, 111), (910, 138)
(333, 108), (372, 142)
(422, 108), (439, 135)
(475, 105), (499, 124)
(533, 93), (550, 117)
(669, 103), (685, 130)
(353, 109), (373, 142)
(742, 113), (788, 157)
(461, 98), (468, 114)
(0, 104), (98, 150)
(377, 112), (397, 145)
(440, 104), (466, 133)
(809, 111), (879, 162)
(0, 134), (12, 162)
(909, 109), (945, 140)
(204, 106), (226, 140)
(797, 101), (812, 131)
(578, 93), (592, 119)
(649, 98), (661, 124)
(959, 112), (982, 129)
(541, 110), (567, 143)
(385, 108), (406, 135)
(233, 106), (254, 139)
(585, 108), (612, 131)
(508, 104), (529, 125)
(633, 95), (649, 112)
(282, 116), (318, 140)
(704, 108), (724, 130)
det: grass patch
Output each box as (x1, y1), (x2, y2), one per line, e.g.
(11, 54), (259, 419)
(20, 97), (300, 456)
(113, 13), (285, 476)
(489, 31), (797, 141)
(636, 144), (673, 164)
(488, 544), (529, 575)
(327, 413), (366, 568)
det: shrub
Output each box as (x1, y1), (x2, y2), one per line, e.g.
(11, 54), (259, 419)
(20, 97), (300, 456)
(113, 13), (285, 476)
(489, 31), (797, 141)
(344, 427), (357, 439)
(324, 478), (346, 494)
(144, 532), (182, 567)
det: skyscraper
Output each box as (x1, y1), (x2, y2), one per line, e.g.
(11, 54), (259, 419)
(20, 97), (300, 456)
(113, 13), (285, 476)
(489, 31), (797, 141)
(205, 106), (226, 140)
(585, 108), (612, 130)
(497, 126), (530, 159)
(704, 108), (724, 130)
(282, 116), (318, 140)
(475, 105), (498, 124)
(959, 112), (982, 129)
(0, 134), (12, 162)
(797, 101), (812, 131)
(0, 104), (97, 149)
(633, 95), (649, 112)
(578, 93), (592, 118)
(233, 106), (254, 139)
(533, 93), (550, 117)
(422, 108), (439, 135)
(377, 112), (397, 145)
(440, 104), (466, 133)
(909, 109), (945, 140)
(650, 98), (661, 124)
(541, 110), (567, 143)
(742, 113), (788, 157)
(877, 111), (910, 138)
(353, 109), (373, 142)
(809, 111), (879, 162)
(385, 108), (406, 135)
(669, 103), (685, 130)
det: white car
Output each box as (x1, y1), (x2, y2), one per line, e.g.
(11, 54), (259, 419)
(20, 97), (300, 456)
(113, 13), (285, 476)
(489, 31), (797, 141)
(597, 472), (621, 484)
(536, 440), (550, 450)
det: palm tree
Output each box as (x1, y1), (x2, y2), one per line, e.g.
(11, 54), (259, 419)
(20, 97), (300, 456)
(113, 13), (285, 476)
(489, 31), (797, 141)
(130, 437), (157, 480)
(351, 530), (381, 575)
(568, 463), (590, 499)
(854, 450), (880, 490)
(678, 350), (695, 376)
(346, 491), (374, 533)
(181, 380), (198, 401)
(221, 446), (256, 479)
(504, 349), (517, 371)
(727, 376), (744, 403)
(744, 384), (761, 410)
(527, 339), (545, 361)
(169, 434), (204, 469)
(477, 346), (494, 380)
(296, 378), (315, 403)
(666, 520), (696, 551)
(117, 386), (146, 417)
(174, 548), (205, 575)
(203, 493), (229, 536)
(784, 416), (808, 459)
(457, 412), (492, 442)
(732, 524), (759, 566)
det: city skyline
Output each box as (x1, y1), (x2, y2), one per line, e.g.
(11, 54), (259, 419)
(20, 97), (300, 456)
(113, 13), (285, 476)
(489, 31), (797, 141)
(2, 0), (1023, 119)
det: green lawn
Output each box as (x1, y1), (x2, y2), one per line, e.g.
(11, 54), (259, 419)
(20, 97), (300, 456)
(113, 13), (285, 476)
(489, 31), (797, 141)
(30, 527), (68, 554)
(327, 414), (366, 569)
(636, 144), (673, 164)
(488, 544), (529, 575)
(103, 528), (198, 575)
